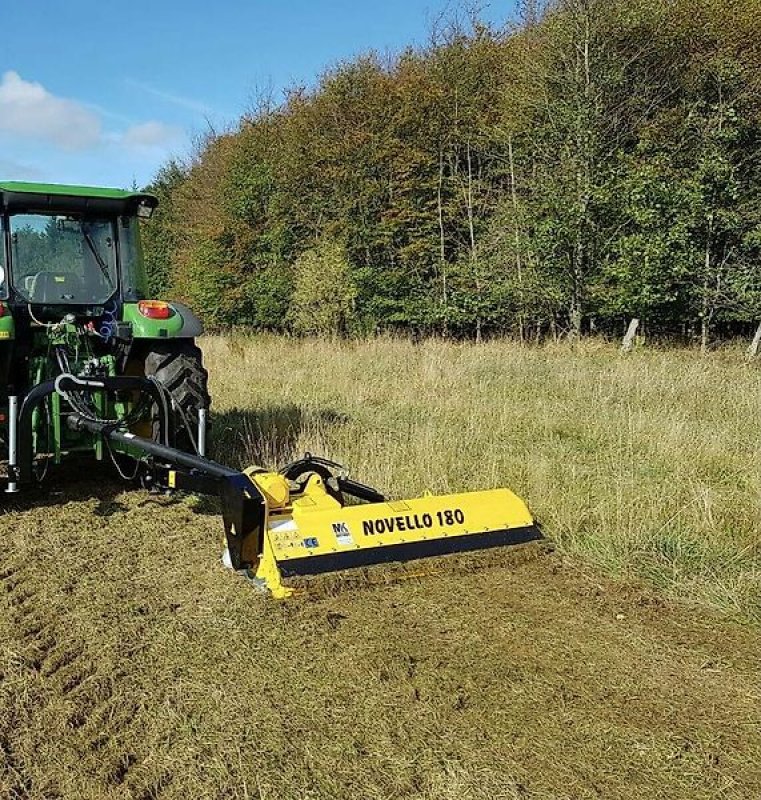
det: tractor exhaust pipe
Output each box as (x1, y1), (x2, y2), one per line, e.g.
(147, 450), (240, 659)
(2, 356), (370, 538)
(5, 394), (18, 493)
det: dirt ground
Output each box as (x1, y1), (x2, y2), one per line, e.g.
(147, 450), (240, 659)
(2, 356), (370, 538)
(1, 478), (760, 800)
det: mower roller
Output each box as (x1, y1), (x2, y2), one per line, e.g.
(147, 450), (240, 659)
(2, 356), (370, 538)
(0, 182), (541, 598)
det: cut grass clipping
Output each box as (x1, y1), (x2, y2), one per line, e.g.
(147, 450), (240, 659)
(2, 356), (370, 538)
(1, 335), (760, 799)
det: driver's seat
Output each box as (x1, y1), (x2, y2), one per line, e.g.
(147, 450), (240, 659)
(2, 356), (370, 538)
(26, 272), (84, 303)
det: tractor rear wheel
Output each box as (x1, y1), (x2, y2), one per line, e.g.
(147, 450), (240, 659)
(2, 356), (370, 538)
(143, 340), (210, 452)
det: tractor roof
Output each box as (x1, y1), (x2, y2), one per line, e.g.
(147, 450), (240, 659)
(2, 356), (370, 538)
(0, 181), (158, 216)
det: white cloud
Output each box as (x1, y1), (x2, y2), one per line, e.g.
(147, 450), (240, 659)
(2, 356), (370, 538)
(121, 120), (183, 150)
(0, 70), (190, 186)
(0, 71), (101, 151)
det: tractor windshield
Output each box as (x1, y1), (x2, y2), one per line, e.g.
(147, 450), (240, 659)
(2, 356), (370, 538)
(9, 213), (117, 305)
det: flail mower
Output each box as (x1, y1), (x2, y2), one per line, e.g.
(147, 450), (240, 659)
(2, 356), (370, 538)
(0, 182), (541, 598)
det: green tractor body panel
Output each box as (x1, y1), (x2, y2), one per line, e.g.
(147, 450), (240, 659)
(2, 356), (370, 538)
(0, 312), (14, 341)
(122, 302), (202, 339)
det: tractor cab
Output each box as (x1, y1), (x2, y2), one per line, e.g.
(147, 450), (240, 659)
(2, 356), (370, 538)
(0, 182), (157, 321)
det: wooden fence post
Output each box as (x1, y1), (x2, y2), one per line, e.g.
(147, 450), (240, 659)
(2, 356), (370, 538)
(747, 321), (761, 359)
(621, 318), (640, 353)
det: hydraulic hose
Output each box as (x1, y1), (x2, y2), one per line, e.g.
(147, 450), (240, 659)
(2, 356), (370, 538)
(67, 414), (238, 479)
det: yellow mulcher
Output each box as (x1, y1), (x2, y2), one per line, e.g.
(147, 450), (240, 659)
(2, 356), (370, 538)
(34, 402), (542, 599)
(227, 457), (541, 598)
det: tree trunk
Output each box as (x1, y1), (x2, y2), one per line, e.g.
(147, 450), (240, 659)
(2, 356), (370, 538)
(621, 318), (640, 352)
(701, 217), (714, 354)
(569, 300), (582, 340)
(569, 0), (593, 344)
(700, 317), (710, 353)
(465, 139), (481, 343)
(437, 146), (448, 313)
(508, 135), (524, 343)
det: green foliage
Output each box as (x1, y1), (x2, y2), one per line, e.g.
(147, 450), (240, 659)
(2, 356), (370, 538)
(142, 160), (187, 299)
(143, 0), (761, 343)
(287, 240), (357, 335)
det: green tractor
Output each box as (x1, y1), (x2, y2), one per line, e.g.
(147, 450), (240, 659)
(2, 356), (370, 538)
(0, 181), (210, 491)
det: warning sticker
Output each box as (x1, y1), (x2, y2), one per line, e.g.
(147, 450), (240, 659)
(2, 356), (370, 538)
(270, 519), (298, 533)
(332, 522), (354, 546)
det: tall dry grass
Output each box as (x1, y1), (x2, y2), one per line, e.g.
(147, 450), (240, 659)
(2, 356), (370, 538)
(205, 334), (761, 621)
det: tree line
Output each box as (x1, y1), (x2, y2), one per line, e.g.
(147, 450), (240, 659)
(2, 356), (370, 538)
(143, 0), (761, 346)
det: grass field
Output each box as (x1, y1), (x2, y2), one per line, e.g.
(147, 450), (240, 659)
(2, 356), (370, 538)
(212, 335), (761, 620)
(1, 335), (760, 799)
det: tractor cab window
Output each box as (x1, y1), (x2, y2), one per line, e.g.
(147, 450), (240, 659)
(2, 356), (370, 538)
(118, 215), (149, 301)
(9, 213), (118, 305)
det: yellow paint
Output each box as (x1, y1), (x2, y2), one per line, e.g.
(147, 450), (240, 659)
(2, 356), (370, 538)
(273, 487), (532, 561)
(246, 468), (290, 509)
(248, 480), (535, 598)
(254, 532), (294, 599)
(168, 470), (176, 489)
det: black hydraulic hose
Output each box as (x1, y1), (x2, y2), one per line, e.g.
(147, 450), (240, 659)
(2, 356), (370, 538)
(69, 415), (238, 479)
(281, 454), (386, 503)
(336, 477), (386, 504)
(16, 375), (169, 484)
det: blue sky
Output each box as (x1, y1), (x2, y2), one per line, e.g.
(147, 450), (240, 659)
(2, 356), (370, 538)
(1, 1), (510, 190)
